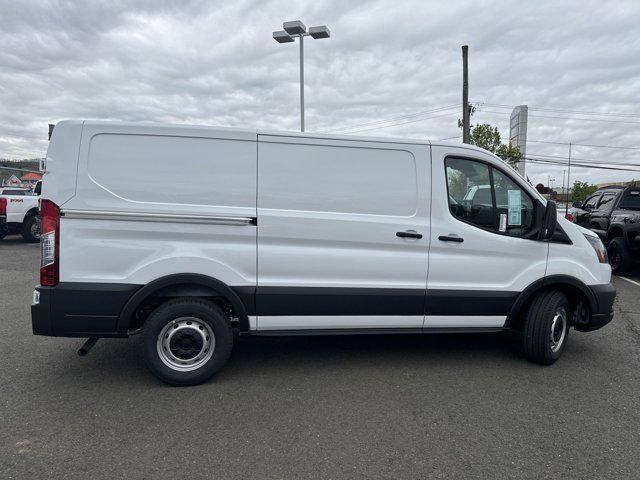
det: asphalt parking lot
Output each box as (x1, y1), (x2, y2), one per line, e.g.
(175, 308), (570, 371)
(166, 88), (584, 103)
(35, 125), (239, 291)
(1, 238), (639, 479)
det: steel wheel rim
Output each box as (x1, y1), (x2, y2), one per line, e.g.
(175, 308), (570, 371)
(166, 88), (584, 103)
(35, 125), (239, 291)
(157, 317), (215, 372)
(549, 306), (567, 353)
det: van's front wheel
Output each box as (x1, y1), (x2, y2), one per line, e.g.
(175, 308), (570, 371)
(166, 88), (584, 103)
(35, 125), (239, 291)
(142, 298), (233, 386)
(522, 291), (570, 365)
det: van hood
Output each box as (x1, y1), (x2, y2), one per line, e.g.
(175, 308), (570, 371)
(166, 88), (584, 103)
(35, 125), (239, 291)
(573, 222), (598, 238)
(556, 214), (595, 241)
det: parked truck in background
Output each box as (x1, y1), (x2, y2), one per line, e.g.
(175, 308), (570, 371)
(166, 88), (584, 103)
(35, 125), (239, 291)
(0, 197), (6, 238)
(571, 185), (640, 274)
(0, 183), (40, 242)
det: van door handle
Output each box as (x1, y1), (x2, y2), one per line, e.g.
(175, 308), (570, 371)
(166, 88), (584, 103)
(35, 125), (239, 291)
(396, 230), (423, 239)
(438, 234), (464, 243)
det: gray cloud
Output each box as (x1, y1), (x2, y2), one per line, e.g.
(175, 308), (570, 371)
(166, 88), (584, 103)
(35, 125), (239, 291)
(1, 0), (639, 187)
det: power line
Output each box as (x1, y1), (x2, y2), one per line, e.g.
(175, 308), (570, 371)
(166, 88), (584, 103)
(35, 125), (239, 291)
(531, 153), (640, 167)
(330, 108), (459, 135)
(318, 105), (458, 134)
(318, 99), (640, 140)
(476, 102), (640, 119)
(528, 139), (640, 151)
(478, 109), (640, 125)
(318, 105), (457, 133)
(525, 157), (640, 173)
(336, 110), (459, 135)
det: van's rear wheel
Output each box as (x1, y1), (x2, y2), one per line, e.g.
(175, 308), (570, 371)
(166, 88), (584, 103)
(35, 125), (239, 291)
(142, 298), (233, 386)
(522, 290), (570, 365)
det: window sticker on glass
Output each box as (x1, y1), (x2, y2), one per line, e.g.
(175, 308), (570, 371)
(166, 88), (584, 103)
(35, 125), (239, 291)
(507, 189), (521, 226)
(499, 213), (507, 232)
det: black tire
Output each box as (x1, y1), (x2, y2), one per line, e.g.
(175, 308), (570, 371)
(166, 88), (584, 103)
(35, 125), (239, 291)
(522, 290), (570, 365)
(142, 298), (233, 386)
(608, 237), (632, 275)
(21, 215), (40, 243)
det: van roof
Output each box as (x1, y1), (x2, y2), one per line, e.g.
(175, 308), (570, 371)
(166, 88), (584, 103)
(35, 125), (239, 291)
(60, 119), (492, 154)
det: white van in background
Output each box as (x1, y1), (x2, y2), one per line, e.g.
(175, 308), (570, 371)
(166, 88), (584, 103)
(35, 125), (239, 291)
(32, 121), (615, 386)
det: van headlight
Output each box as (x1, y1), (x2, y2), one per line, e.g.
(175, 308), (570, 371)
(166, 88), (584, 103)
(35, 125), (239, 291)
(584, 234), (608, 264)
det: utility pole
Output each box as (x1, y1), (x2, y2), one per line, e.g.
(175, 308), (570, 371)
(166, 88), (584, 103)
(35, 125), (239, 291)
(462, 45), (470, 143)
(565, 143), (572, 216)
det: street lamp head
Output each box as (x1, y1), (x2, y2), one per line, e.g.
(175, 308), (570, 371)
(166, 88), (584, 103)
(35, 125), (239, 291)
(273, 30), (294, 43)
(283, 20), (306, 35)
(309, 25), (330, 39)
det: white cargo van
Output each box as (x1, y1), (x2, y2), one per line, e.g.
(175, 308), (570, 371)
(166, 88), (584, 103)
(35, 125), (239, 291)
(32, 121), (615, 385)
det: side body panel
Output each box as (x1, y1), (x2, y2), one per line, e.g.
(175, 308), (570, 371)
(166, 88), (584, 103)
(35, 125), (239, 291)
(547, 219), (612, 286)
(426, 145), (549, 328)
(256, 135), (431, 330)
(43, 120), (84, 207)
(59, 123), (257, 288)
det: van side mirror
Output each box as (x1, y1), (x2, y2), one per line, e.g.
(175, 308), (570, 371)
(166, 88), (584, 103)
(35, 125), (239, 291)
(541, 201), (557, 240)
(572, 201), (582, 208)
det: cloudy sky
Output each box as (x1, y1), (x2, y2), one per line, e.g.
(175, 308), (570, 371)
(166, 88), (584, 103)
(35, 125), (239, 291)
(1, 0), (640, 187)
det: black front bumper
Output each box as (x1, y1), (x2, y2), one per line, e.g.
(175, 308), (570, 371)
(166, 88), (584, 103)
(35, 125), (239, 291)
(32, 283), (141, 337)
(580, 283), (616, 332)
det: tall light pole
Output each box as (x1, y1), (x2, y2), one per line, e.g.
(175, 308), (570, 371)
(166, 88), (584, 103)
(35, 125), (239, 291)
(273, 20), (330, 132)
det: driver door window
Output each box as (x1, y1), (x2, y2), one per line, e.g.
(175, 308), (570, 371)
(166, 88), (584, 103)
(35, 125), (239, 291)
(445, 157), (535, 237)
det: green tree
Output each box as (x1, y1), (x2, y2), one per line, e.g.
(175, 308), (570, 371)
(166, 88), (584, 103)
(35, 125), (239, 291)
(469, 124), (501, 153)
(571, 181), (598, 202)
(469, 123), (522, 170)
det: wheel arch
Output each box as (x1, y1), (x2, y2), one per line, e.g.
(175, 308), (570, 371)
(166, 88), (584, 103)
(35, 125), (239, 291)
(24, 207), (39, 220)
(117, 273), (254, 333)
(607, 224), (624, 242)
(505, 275), (597, 329)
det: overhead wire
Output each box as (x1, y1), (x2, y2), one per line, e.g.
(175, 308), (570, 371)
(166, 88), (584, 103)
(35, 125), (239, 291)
(338, 110), (459, 134)
(527, 139), (640, 151)
(317, 104), (459, 134)
(475, 102), (640, 119)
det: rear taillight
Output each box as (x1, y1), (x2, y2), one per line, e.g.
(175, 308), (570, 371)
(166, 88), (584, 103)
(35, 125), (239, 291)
(565, 213), (574, 222)
(0, 197), (6, 215)
(40, 199), (60, 286)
